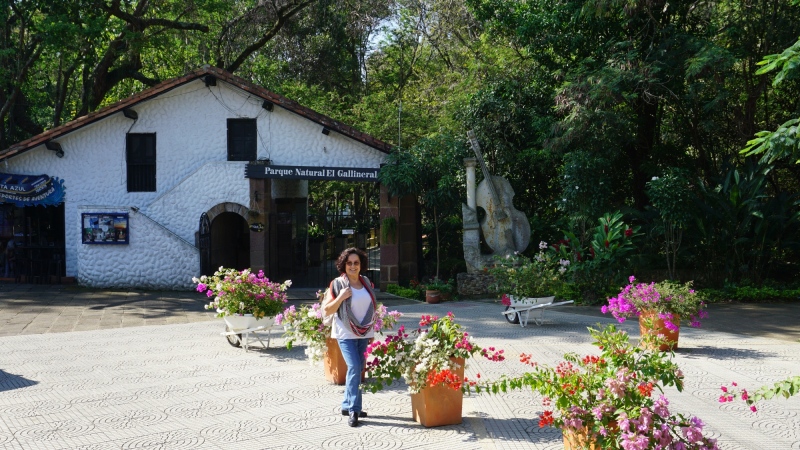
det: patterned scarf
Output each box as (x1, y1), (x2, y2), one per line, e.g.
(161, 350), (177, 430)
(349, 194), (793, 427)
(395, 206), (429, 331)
(330, 274), (376, 337)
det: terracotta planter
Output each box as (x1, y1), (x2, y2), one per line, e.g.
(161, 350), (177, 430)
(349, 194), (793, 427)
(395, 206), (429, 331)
(638, 311), (680, 351)
(323, 338), (366, 385)
(425, 290), (441, 304)
(410, 357), (464, 427)
(563, 422), (616, 450)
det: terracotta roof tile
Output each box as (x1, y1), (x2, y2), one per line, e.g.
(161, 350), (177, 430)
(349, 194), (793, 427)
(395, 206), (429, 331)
(0, 66), (391, 160)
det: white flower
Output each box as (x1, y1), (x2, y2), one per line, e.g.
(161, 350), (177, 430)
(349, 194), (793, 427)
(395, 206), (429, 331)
(652, 176), (659, 180)
(539, 241), (548, 250)
(559, 259), (571, 267)
(559, 266), (567, 274)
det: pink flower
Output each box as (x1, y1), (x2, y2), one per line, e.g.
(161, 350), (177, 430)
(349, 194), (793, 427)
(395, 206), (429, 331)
(501, 294), (511, 306)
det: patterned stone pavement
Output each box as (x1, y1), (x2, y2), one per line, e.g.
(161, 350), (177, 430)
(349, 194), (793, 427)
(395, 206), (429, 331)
(1, 293), (799, 449)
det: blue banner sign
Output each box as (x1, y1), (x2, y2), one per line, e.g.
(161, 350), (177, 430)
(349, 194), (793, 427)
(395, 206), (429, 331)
(0, 173), (66, 207)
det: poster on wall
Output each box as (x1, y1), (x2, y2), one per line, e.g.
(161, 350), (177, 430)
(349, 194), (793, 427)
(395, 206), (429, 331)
(82, 213), (129, 244)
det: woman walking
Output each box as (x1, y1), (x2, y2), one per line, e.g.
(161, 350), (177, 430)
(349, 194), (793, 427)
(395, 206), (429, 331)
(321, 247), (377, 427)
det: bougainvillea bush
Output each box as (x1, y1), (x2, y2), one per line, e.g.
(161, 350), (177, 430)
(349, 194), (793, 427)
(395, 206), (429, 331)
(467, 325), (720, 449)
(277, 301), (402, 364)
(602, 276), (709, 331)
(194, 267), (290, 319)
(363, 312), (505, 394)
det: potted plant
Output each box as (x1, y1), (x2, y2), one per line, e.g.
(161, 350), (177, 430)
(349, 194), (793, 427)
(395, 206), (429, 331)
(194, 267), (290, 345)
(468, 325), (720, 449)
(602, 276), (708, 351)
(439, 278), (456, 301)
(277, 301), (402, 385)
(363, 312), (505, 427)
(424, 278), (450, 304)
(489, 241), (569, 323)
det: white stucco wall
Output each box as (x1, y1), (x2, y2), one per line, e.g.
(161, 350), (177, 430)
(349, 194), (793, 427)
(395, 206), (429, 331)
(4, 79), (386, 289)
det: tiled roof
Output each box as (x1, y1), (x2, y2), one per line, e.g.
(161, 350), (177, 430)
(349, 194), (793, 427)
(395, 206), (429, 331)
(0, 66), (392, 160)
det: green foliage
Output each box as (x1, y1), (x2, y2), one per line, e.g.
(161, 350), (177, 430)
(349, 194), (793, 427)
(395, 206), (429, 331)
(692, 161), (800, 285)
(385, 284), (422, 301)
(740, 34), (800, 163)
(751, 376), (800, 402)
(646, 168), (694, 279)
(701, 286), (800, 303)
(553, 211), (642, 303)
(489, 244), (568, 299)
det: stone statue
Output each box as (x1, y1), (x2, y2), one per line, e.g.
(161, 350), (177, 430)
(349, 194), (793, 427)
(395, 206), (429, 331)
(462, 132), (531, 273)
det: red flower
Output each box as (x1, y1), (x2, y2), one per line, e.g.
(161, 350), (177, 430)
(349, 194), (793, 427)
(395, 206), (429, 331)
(501, 294), (511, 306)
(625, 228), (633, 237)
(637, 382), (654, 397)
(538, 410), (554, 427)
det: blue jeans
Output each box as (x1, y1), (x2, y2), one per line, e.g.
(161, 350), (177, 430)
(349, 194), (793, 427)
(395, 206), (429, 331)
(337, 338), (368, 413)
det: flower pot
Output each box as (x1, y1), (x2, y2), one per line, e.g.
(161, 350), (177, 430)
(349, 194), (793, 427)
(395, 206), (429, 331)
(222, 314), (275, 332)
(562, 422), (617, 450)
(425, 290), (441, 304)
(323, 338), (366, 385)
(638, 311), (680, 351)
(410, 357), (464, 427)
(563, 428), (600, 450)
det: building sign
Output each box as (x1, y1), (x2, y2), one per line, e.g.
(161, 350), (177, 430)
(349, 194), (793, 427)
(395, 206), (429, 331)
(245, 164), (379, 182)
(82, 213), (129, 245)
(0, 173), (66, 207)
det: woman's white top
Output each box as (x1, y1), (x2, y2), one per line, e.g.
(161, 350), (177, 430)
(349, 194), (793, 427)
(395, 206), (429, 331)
(331, 286), (375, 340)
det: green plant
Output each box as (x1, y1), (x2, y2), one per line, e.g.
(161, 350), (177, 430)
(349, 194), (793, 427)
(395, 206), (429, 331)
(553, 212), (642, 303)
(646, 169), (693, 280)
(424, 277), (450, 291)
(381, 216), (397, 244)
(386, 284), (423, 301)
(701, 286), (800, 303)
(194, 268), (290, 319)
(489, 241), (568, 301)
(363, 312), (505, 394)
(469, 325), (719, 449)
(721, 376), (800, 412)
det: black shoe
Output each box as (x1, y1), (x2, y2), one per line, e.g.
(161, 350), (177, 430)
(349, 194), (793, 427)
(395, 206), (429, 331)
(341, 409), (367, 417)
(348, 411), (359, 427)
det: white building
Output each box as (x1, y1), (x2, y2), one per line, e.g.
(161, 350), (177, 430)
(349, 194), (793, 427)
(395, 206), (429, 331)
(0, 66), (405, 290)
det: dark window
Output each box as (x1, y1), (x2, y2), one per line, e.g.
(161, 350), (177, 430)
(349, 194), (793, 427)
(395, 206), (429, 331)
(126, 133), (156, 192)
(227, 119), (257, 161)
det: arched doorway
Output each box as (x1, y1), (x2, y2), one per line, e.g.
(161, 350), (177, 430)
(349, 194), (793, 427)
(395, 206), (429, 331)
(211, 212), (250, 271)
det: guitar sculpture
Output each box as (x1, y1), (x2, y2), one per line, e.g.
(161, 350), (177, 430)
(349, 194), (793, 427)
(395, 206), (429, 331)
(466, 131), (530, 255)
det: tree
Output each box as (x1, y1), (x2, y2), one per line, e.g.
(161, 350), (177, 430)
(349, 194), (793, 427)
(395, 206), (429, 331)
(741, 37), (800, 164)
(379, 135), (468, 280)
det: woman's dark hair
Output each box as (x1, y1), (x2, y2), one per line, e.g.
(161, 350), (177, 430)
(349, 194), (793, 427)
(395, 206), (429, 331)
(335, 247), (368, 274)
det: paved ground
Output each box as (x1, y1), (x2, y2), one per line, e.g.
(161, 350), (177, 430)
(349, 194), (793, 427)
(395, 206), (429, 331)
(1, 284), (799, 449)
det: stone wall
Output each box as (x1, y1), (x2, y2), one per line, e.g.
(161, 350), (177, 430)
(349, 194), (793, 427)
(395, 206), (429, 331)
(456, 272), (497, 298)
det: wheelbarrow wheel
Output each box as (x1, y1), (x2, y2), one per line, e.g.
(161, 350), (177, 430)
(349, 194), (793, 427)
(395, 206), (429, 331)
(504, 306), (520, 324)
(225, 325), (242, 347)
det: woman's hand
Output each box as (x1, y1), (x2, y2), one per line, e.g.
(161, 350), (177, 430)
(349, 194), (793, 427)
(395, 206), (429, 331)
(322, 286), (350, 317)
(336, 287), (352, 303)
